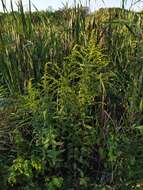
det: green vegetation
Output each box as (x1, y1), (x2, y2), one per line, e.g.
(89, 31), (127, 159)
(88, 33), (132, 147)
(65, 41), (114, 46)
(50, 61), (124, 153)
(1, 0), (143, 189)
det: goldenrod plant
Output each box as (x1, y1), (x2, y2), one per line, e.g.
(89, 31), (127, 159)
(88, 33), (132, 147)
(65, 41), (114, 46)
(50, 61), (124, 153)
(0, 0), (143, 189)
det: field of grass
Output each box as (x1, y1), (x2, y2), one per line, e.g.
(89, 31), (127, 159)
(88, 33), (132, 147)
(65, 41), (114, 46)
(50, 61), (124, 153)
(1, 0), (143, 189)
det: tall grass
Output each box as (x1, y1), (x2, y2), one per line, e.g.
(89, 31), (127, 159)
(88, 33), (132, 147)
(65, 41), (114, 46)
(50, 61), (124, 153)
(1, 0), (143, 189)
(0, 0), (90, 94)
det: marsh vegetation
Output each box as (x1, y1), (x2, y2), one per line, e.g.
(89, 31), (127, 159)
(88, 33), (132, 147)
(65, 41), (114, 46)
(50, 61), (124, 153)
(0, 0), (143, 189)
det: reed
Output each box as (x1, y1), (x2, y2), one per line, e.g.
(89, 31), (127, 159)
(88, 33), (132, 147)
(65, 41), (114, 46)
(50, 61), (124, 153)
(0, 0), (143, 189)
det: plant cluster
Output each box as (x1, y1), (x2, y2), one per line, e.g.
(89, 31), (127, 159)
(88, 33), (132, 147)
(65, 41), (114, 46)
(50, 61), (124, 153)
(1, 1), (143, 189)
